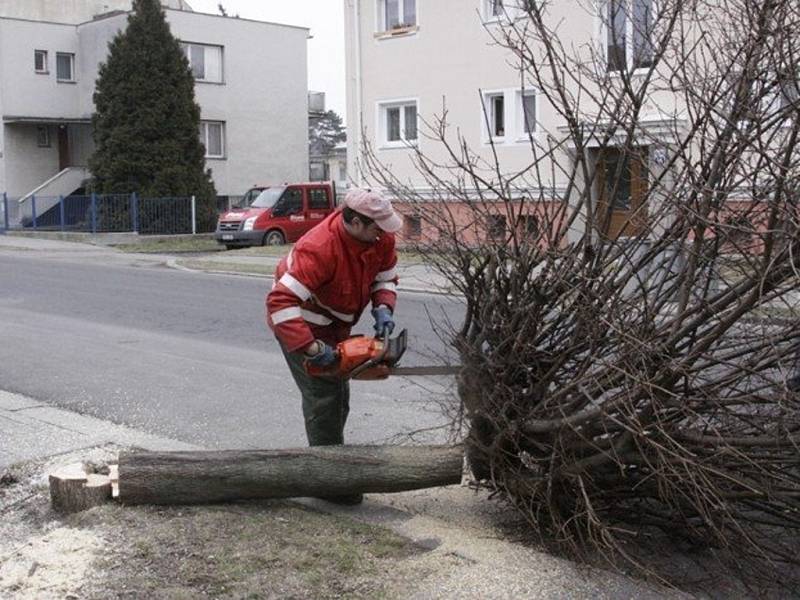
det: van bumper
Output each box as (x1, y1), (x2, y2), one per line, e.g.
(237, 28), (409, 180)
(214, 230), (264, 246)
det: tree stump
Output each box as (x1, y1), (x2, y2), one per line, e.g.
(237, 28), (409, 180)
(49, 463), (113, 513)
(118, 444), (464, 505)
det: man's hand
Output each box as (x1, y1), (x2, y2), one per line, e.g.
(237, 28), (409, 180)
(372, 305), (395, 337)
(304, 340), (336, 367)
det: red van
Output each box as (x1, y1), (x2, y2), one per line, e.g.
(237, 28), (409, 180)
(215, 182), (337, 248)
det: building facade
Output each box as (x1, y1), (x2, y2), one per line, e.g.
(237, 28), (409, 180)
(343, 0), (687, 244)
(0, 1), (309, 204)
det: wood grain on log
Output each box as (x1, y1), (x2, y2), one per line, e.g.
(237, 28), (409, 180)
(118, 445), (463, 505)
(49, 463), (112, 513)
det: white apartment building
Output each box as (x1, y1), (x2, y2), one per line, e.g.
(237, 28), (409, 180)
(344, 0), (690, 242)
(0, 0), (309, 204)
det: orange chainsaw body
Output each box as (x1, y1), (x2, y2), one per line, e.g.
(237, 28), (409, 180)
(305, 330), (407, 380)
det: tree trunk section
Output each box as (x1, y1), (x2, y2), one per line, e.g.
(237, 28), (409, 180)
(49, 463), (112, 513)
(118, 444), (463, 505)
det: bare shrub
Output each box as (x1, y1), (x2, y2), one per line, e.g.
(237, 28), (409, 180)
(363, 0), (800, 588)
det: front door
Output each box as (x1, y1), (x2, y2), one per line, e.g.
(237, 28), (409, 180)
(57, 125), (70, 170)
(272, 187), (306, 242)
(596, 148), (649, 239)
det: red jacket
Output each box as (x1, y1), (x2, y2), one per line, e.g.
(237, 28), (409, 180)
(266, 210), (399, 352)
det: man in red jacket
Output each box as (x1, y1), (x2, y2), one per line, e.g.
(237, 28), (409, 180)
(266, 189), (402, 502)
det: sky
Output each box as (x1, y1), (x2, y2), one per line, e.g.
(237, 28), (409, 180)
(186, 0), (347, 120)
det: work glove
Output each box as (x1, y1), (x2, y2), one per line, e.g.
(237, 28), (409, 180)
(372, 305), (395, 337)
(305, 341), (336, 367)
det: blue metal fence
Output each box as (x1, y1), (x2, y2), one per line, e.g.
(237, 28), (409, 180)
(0, 193), (209, 235)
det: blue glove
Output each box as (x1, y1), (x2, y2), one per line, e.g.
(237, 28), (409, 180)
(372, 306), (395, 337)
(306, 341), (336, 367)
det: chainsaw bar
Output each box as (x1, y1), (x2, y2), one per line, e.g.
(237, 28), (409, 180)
(388, 365), (461, 377)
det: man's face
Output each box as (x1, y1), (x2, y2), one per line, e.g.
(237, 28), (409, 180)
(351, 218), (383, 244)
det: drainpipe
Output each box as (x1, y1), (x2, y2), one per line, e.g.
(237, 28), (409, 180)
(353, 0), (364, 186)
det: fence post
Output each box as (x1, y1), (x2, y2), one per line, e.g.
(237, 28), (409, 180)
(131, 192), (139, 234)
(91, 192), (97, 235)
(32, 195), (37, 231)
(2, 192), (8, 231)
(59, 195), (65, 232)
(191, 195), (197, 235)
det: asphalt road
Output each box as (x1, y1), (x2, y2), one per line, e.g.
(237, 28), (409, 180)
(0, 247), (463, 449)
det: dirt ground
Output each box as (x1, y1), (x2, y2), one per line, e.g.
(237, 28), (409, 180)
(0, 449), (462, 599)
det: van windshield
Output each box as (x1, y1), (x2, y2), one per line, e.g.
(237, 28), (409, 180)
(250, 187), (286, 208)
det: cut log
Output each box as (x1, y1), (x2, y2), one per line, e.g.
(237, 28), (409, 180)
(49, 463), (112, 513)
(118, 444), (463, 505)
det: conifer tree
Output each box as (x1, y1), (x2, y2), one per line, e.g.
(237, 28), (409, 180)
(89, 0), (216, 213)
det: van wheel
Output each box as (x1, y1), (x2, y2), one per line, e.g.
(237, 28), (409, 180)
(263, 230), (285, 246)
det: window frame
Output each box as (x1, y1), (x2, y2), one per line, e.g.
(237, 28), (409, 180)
(481, 90), (507, 142)
(376, 98), (419, 149)
(181, 42), (224, 84)
(599, 0), (657, 75)
(404, 214), (422, 240)
(36, 126), (51, 148)
(483, 0), (536, 22)
(487, 214), (508, 241)
(55, 52), (75, 82)
(308, 187), (332, 209)
(200, 121), (226, 159)
(482, 88), (541, 144)
(516, 89), (539, 139)
(376, 0), (417, 34)
(34, 50), (48, 74)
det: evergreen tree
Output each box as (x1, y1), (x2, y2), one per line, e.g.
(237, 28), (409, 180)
(89, 0), (216, 212)
(309, 110), (346, 156)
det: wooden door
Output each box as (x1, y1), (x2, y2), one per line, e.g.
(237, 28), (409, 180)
(596, 148), (649, 239)
(58, 125), (70, 170)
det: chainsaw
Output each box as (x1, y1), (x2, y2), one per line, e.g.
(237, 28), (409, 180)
(304, 329), (460, 380)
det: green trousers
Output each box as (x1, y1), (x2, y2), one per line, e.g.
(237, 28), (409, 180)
(280, 343), (350, 446)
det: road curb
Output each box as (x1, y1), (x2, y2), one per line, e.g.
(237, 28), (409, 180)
(165, 258), (459, 297)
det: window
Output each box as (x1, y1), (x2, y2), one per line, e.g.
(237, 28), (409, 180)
(378, 100), (418, 147)
(309, 161), (328, 181)
(181, 43), (223, 83)
(484, 0), (535, 21)
(487, 214), (507, 241)
(605, 0), (654, 73)
(378, 0), (416, 31)
(36, 126), (50, 148)
(56, 53), (74, 82)
(278, 188), (303, 215)
(199, 121), (225, 158)
(520, 91), (537, 135)
(518, 214), (539, 236)
(603, 152), (632, 210)
(487, 0), (504, 19)
(483, 92), (505, 139)
(309, 188), (330, 209)
(34, 50), (48, 74)
(404, 215), (422, 240)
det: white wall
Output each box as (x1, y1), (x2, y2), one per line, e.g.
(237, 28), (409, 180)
(3, 124), (60, 196)
(0, 19), (82, 120)
(0, 8), (309, 197)
(165, 9), (309, 195)
(0, 0), (190, 24)
(345, 0), (682, 195)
